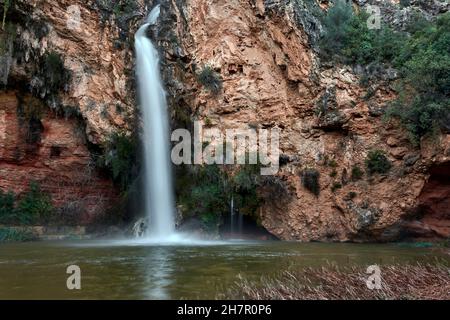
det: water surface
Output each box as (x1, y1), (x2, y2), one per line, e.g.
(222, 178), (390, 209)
(0, 240), (448, 299)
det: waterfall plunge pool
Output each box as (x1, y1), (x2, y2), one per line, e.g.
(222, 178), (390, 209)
(0, 240), (448, 299)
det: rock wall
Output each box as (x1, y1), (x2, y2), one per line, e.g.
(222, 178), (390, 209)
(161, 0), (450, 241)
(0, 0), (138, 222)
(0, 91), (117, 223)
(7, 0), (138, 144)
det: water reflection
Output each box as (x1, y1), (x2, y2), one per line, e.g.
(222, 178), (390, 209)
(142, 247), (175, 300)
(0, 241), (448, 299)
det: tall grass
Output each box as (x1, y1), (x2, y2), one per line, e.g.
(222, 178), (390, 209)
(225, 264), (450, 300)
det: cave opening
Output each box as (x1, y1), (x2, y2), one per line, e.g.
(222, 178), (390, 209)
(414, 162), (450, 239)
(220, 213), (277, 240)
(399, 162), (450, 240)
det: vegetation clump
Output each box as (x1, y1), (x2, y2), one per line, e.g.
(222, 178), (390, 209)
(0, 21), (14, 56)
(177, 164), (260, 231)
(301, 168), (320, 196)
(41, 51), (71, 95)
(0, 182), (53, 225)
(319, 0), (405, 66)
(365, 150), (392, 175)
(351, 165), (364, 181)
(96, 132), (139, 191)
(176, 159), (292, 231)
(385, 13), (450, 145)
(112, 0), (138, 17)
(331, 182), (342, 193)
(197, 65), (223, 95)
(0, 227), (36, 242)
(320, 2), (450, 145)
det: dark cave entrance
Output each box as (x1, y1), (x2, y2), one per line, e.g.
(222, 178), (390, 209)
(219, 213), (277, 241)
(399, 162), (450, 240)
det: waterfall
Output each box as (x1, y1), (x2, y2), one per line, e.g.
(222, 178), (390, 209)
(230, 196), (234, 234)
(135, 5), (175, 240)
(238, 213), (243, 235)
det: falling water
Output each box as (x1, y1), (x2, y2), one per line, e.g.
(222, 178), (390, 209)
(230, 196), (234, 234)
(238, 213), (243, 236)
(135, 5), (175, 239)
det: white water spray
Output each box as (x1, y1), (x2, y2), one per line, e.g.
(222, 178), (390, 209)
(135, 5), (175, 240)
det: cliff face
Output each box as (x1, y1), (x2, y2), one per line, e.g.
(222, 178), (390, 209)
(6, 0), (137, 143)
(0, 91), (117, 222)
(1, 0), (449, 239)
(0, 0), (137, 221)
(161, 0), (450, 241)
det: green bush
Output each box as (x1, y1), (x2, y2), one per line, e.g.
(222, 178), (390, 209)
(113, 0), (138, 16)
(37, 51), (71, 97)
(260, 175), (291, 200)
(0, 189), (15, 223)
(197, 65), (223, 95)
(351, 165), (364, 181)
(0, 182), (53, 225)
(0, 21), (14, 56)
(0, 227), (36, 242)
(319, 0), (354, 61)
(177, 163), (271, 231)
(399, 0), (411, 8)
(301, 168), (320, 196)
(180, 165), (230, 230)
(320, 1), (405, 65)
(365, 150), (392, 175)
(331, 182), (342, 193)
(347, 191), (357, 200)
(16, 182), (53, 224)
(321, 3), (449, 145)
(386, 13), (450, 145)
(97, 132), (138, 191)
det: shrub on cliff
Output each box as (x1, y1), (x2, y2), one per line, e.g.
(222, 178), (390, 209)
(320, 1), (405, 66)
(0, 182), (53, 225)
(181, 165), (230, 231)
(176, 163), (266, 231)
(386, 12), (450, 145)
(351, 165), (364, 181)
(112, 0), (138, 17)
(321, 2), (449, 145)
(0, 189), (15, 223)
(319, 0), (353, 61)
(260, 175), (292, 201)
(301, 168), (320, 196)
(41, 51), (71, 95)
(365, 150), (391, 175)
(97, 132), (139, 191)
(197, 65), (223, 95)
(16, 182), (53, 224)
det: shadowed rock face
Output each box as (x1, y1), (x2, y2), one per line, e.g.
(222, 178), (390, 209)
(0, 91), (118, 223)
(413, 163), (450, 239)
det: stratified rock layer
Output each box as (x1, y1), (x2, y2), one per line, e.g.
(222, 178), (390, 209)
(0, 91), (117, 223)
